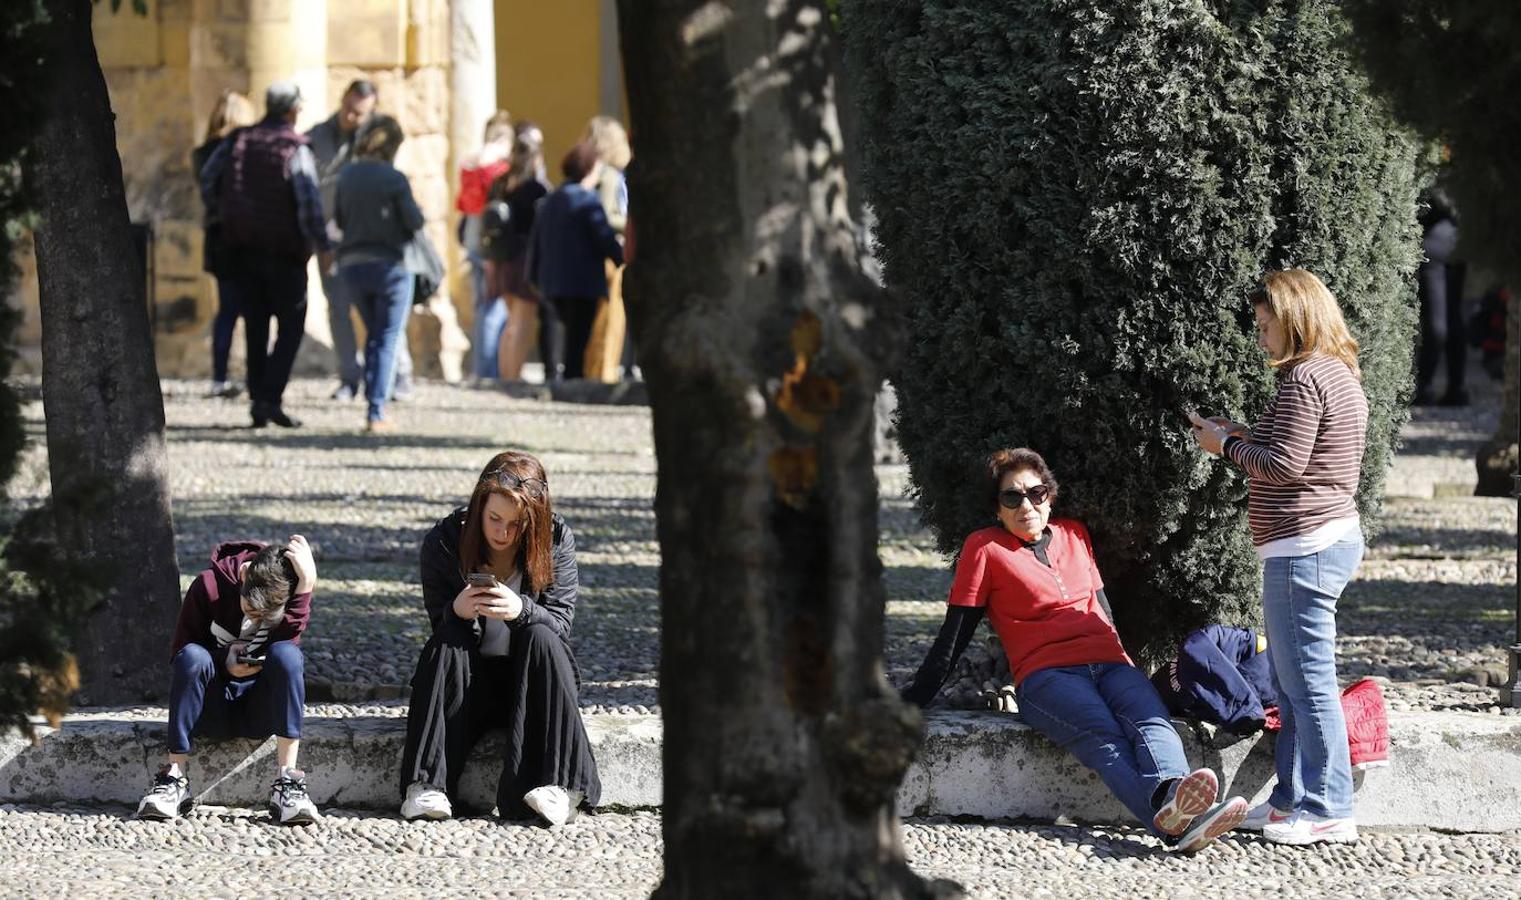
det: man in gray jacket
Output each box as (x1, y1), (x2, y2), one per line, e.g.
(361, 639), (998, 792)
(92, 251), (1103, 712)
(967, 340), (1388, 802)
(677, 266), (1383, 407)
(306, 79), (414, 401)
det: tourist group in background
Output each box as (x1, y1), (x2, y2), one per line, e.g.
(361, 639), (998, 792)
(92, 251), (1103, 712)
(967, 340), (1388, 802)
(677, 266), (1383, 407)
(194, 80), (632, 434)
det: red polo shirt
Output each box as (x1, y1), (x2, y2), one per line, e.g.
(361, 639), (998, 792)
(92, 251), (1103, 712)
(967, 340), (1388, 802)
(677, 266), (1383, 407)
(948, 519), (1131, 684)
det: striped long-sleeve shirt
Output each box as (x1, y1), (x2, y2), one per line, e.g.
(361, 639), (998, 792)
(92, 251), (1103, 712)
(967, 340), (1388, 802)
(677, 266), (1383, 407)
(1224, 354), (1368, 546)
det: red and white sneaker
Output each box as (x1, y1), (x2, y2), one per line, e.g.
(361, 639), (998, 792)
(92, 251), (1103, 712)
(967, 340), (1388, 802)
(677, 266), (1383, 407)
(1152, 768), (1220, 836)
(1238, 800), (1293, 832)
(1262, 810), (1358, 845)
(1175, 797), (1250, 854)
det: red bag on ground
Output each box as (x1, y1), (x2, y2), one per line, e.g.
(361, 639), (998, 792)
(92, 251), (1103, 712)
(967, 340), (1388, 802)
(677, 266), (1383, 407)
(1262, 677), (1390, 771)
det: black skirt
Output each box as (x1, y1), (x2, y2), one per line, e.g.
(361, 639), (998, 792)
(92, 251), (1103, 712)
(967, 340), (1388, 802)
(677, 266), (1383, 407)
(398, 618), (601, 818)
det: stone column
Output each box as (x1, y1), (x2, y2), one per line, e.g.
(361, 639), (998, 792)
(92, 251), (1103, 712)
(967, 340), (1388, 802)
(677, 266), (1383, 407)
(439, 0), (498, 382)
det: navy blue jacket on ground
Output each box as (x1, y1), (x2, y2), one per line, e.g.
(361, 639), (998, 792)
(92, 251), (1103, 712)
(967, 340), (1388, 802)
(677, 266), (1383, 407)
(1150, 625), (1277, 735)
(527, 182), (624, 299)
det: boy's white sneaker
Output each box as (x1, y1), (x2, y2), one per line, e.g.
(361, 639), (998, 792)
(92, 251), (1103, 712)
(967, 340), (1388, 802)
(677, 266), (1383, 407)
(401, 782), (454, 821)
(1262, 810), (1358, 845)
(523, 785), (584, 827)
(269, 770), (320, 826)
(136, 766), (192, 820)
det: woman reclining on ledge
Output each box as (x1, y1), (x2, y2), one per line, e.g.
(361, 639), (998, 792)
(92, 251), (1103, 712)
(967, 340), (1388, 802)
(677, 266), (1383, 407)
(901, 447), (1247, 852)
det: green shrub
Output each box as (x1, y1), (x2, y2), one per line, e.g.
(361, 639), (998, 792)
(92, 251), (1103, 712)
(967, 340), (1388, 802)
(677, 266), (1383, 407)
(847, 0), (1422, 663)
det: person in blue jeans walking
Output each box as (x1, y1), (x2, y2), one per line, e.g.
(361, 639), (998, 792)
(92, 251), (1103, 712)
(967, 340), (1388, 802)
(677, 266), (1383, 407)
(1190, 269), (1369, 846)
(137, 535), (318, 826)
(334, 114), (425, 433)
(902, 448), (1248, 852)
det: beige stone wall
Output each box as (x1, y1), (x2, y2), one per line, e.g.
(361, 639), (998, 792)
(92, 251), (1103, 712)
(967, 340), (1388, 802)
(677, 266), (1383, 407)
(9, 0), (467, 381)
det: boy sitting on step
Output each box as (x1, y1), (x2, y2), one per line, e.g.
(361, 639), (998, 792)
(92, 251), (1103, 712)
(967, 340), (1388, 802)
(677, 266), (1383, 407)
(137, 535), (319, 825)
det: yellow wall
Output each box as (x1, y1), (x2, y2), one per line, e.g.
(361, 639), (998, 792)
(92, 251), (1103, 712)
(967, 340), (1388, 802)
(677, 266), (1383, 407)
(494, 0), (603, 178)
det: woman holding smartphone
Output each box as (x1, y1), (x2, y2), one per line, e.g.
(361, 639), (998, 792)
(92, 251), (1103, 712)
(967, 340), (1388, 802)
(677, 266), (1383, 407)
(1188, 269), (1368, 846)
(398, 451), (600, 825)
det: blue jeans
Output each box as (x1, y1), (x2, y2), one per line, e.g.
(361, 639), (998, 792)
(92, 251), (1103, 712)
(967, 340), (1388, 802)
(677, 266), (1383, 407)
(1263, 536), (1364, 818)
(210, 276), (242, 384)
(342, 261), (416, 422)
(167, 642), (305, 754)
(321, 265), (413, 389)
(1018, 663), (1192, 836)
(474, 295), (508, 379)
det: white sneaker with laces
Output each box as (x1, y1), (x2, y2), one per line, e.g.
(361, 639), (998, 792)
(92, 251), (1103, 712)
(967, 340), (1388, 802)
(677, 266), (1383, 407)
(401, 783), (454, 821)
(1238, 800), (1293, 832)
(1262, 810), (1358, 845)
(523, 785), (584, 827)
(269, 770), (320, 826)
(136, 766), (192, 820)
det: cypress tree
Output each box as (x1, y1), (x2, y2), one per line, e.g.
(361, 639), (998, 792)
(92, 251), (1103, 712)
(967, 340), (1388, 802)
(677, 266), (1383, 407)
(846, 0), (1422, 664)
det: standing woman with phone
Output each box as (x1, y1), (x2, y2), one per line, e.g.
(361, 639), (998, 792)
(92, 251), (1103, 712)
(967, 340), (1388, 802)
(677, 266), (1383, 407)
(398, 451), (600, 825)
(1188, 269), (1368, 846)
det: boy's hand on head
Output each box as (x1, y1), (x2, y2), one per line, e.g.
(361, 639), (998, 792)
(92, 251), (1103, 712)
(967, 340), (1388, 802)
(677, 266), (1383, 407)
(285, 534), (316, 593)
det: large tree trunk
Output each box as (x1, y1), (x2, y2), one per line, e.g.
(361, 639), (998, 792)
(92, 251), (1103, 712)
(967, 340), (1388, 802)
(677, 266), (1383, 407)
(1475, 291), (1519, 497)
(617, 3), (955, 897)
(27, 0), (180, 705)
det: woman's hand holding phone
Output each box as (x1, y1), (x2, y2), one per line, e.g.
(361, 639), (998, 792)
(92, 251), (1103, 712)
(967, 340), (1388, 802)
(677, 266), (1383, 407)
(474, 584), (523, 621)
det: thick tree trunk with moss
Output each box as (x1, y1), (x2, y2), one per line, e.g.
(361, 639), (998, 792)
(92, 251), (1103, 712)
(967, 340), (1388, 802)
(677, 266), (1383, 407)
(27, 0), (180, 705)
(616, 2), (956, 897)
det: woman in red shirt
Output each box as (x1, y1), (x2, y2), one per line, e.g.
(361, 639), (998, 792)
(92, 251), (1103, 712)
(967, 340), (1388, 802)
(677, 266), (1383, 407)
(902, 448), (1248, 852)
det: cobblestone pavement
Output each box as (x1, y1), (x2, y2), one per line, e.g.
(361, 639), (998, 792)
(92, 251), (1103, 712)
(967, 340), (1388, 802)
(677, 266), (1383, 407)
(3, 803), (1520, 899)
(9, 365), (1518, 716)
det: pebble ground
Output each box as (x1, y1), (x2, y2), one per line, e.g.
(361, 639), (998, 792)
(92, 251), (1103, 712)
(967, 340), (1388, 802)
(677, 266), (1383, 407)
(2, 803), (1518, 898)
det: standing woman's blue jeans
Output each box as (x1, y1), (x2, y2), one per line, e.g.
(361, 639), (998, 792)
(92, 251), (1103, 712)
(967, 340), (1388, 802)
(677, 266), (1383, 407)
(1262, 535), (1364, 819)
(474, 294), (508, 379)
(1016, 662), (1192, 837)
(210, 277), (242, 384)
(341, 260), (416, 423)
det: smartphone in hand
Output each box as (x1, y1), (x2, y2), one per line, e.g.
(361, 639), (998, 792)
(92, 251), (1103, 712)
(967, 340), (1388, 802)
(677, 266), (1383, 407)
(235, 652), (265, 668)
(467, 573), (499, 589)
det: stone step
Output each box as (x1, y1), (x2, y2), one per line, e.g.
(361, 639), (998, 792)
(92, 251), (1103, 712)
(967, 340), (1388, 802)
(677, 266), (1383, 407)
(3, 708), (1518, 831)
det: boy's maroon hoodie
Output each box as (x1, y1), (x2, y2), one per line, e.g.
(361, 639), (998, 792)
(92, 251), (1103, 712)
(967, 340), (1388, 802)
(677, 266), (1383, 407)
(169, 541), (313, 662)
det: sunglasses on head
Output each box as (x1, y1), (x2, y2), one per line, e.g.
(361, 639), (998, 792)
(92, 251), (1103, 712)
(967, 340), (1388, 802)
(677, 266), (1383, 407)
(998, 485), (1051, 509)
(483, 468), (547, 497)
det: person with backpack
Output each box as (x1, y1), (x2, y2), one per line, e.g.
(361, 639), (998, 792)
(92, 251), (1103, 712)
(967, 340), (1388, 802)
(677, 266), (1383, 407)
(136, 535), (319, 826)
(199, 81), (331, 430)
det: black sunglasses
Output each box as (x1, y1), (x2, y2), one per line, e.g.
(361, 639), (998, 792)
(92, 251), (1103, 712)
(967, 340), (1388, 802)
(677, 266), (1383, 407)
(483, 468), (548, 497)
(998, 485), (1051, 509)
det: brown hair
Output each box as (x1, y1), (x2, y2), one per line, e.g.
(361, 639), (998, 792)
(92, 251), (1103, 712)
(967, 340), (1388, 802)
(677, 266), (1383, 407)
(583, 115), (631, 169)
(458, 451), (554, 591)
(203, 90), (256, 143)
(241, 543), (297, 625)
(354, 114), (405, 163)
(561, 141), (600, 183)
(482, 109), (514, 145)
(985, 448), (1059, 513)
(1250, 269), (1362, 379)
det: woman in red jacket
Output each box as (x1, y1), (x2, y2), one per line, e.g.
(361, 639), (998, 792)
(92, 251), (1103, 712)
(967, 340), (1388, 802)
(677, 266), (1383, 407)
(902, 448), (1248, 852)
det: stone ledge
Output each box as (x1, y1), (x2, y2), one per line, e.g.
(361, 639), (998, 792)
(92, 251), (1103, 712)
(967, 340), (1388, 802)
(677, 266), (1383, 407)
(3, 709), (1518, 831)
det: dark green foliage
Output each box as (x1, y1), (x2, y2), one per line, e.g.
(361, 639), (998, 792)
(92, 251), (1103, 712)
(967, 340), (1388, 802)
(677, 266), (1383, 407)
(847, 0), (1421, 663)
(0, 0), (100, 737)
(1342, 0), (1521, 284)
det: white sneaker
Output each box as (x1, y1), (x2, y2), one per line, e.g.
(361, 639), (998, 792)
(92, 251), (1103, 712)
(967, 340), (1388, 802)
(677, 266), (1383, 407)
(401, 782), (453, 821)
(1262, 810), (1358, 845)
(1174, 796), (1249, 854)
(1238, 800), (1294, 832)
(268, 770), (320, 826)
(136, 766), (192, 820)
(522, 785), (584, 827)
(1152, 768), (1220, 836)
